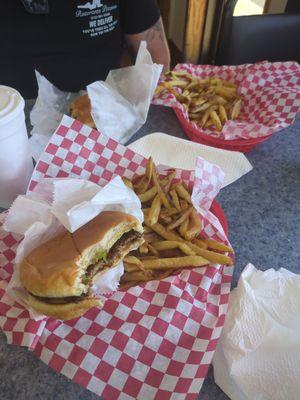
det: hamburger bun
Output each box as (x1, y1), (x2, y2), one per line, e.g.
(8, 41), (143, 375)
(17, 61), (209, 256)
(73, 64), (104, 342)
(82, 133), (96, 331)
(20, 211), (144, 320)
(69, 94), (96, 128)
(28, 294), (102, 321)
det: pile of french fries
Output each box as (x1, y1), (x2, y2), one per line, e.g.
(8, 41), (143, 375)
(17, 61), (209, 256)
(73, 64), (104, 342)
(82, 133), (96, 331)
(155, 70), (243, 133)
(121, 158), (234, 288)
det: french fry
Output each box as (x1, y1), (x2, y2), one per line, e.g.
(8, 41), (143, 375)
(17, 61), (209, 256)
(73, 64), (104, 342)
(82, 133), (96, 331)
(159, 209), (179, 224)
(152, 241), (195, 256)
(148, 194), (161, 226)
(184, 209), (202, 241)
(139, 186), (157, 203)
(121, 268), (173, 286)
(152, 240), (179, 251)
(167, 206), (193, 230)
(200, 109), (210, 127)
(163, 171), (176, 192)
(175, 184), (192, 204)
(123, 157), (235, 288)
(154, 84), (167, 96)
(124, 263), (142, 272)
(191, 208), (202, 229)
(210, 110), (222, 131)
(163, 208), (179, 216)
(143, 226), (152, 234)
(185, 228), (200, 242)
(145, 220), (183, 242)
(214, 86), (237, 99)
(159, 213), (173, 225)
(166, 79), (190, 88)
(179, 216), (189, 238)
(135, 157), (154, 194)
(192, 238), (208, 249)
(155, 73), (242, 132)
(133, 175), (145, 193)
(152, 166), (171, 209)
(144, 231), (162, 243)
(169, 70), (192, 78)
(152, 270), (174, 280)
(214, 95), (227, 105)
(124, 255), (143, 265)
(138, 175), (171, 203)
(200, 238), (234, 253)
(121, 271), (152, 282)
(139, 243), (149, 254)
(219, 105), (228, 124)
(231, 98), (242, 120)
(124, 255), (146, 272)
(190, 102), (211, 113)
(204, 119), (215, 128)
(170, 189), (181, 211)
(146, 221), (200, 256)
(180, 200), (189, 210)
(119, 281), (140, 289)
(142, 256), (209, 270)
(188, 246), (233, 266)
(147, 243), (159, 256)
(122, 177), (133, 189)
(139, 255), (159, 260)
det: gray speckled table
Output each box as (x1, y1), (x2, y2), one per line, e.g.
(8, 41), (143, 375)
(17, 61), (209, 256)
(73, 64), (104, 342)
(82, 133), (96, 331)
(1, 102), (299, 400)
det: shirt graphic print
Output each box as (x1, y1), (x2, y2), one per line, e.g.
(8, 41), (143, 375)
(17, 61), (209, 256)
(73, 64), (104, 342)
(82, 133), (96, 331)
(75, 0), (118, 38)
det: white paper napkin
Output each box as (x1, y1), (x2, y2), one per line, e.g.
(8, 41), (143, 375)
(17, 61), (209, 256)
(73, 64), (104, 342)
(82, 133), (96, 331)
(87, 41), (163, 143)
(128, 133), (253, 188)
(4, 176), (143, 320)
(213, 263), (300, 400)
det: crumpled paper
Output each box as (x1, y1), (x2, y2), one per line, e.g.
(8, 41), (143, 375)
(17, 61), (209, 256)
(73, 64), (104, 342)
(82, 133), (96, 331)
(213, 263), (300, 400)
(88, 41), (162, 143)
(29, 41), (162, 160)
(29, 71), (78, 161)
(128, 132), (253, 188)
(3, 176), (143, 320)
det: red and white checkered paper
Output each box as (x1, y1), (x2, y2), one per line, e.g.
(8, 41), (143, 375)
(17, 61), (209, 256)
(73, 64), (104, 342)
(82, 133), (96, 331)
(153, 61), (300, 140)
(0, 116), (233, 400)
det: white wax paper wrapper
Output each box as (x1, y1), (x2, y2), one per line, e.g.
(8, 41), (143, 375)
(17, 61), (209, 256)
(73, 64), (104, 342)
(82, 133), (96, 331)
(3, 176), (143, 320)
(128, 132), (253, 188)
(29, 71), (78, 161)
(29, 42), (162, 160)
(91, 263), (124, 296)
(213, 263), (300, 400)
(87, 41), (163, 143)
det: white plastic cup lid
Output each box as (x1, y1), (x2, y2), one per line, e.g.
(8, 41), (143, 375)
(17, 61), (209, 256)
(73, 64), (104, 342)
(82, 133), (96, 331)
(0, 85), (25, 126)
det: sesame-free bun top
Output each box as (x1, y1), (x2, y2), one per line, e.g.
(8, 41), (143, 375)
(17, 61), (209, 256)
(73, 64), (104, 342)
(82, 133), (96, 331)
(69, 94), (96, 128)
(20, 211), (143, 299)
(21, 232), (82, 298)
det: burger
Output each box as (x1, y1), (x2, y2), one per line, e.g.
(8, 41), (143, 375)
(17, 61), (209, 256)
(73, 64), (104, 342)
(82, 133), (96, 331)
(69, 94), (96, 129)
(20, 211), (144, 320)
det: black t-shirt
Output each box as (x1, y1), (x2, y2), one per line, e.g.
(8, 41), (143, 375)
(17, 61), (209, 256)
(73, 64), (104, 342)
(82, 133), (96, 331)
(0, 0), (160, 98)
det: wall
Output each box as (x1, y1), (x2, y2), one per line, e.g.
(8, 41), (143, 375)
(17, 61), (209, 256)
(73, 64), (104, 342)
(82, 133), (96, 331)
(168, 0), (187, 51)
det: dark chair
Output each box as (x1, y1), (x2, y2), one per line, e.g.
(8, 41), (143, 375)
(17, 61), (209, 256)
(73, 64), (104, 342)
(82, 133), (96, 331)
(215, 12), (300, 65)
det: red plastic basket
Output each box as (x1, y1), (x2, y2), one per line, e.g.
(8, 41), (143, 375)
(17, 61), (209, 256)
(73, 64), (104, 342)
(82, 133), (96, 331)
(175, 108), (271, 153)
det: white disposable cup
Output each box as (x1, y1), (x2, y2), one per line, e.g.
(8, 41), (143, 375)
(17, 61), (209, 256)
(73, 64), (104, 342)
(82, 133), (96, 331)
(0, 86), (33, 208)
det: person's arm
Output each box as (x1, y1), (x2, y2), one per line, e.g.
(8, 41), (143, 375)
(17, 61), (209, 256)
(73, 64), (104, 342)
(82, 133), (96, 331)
(125, 17), (170, 71)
